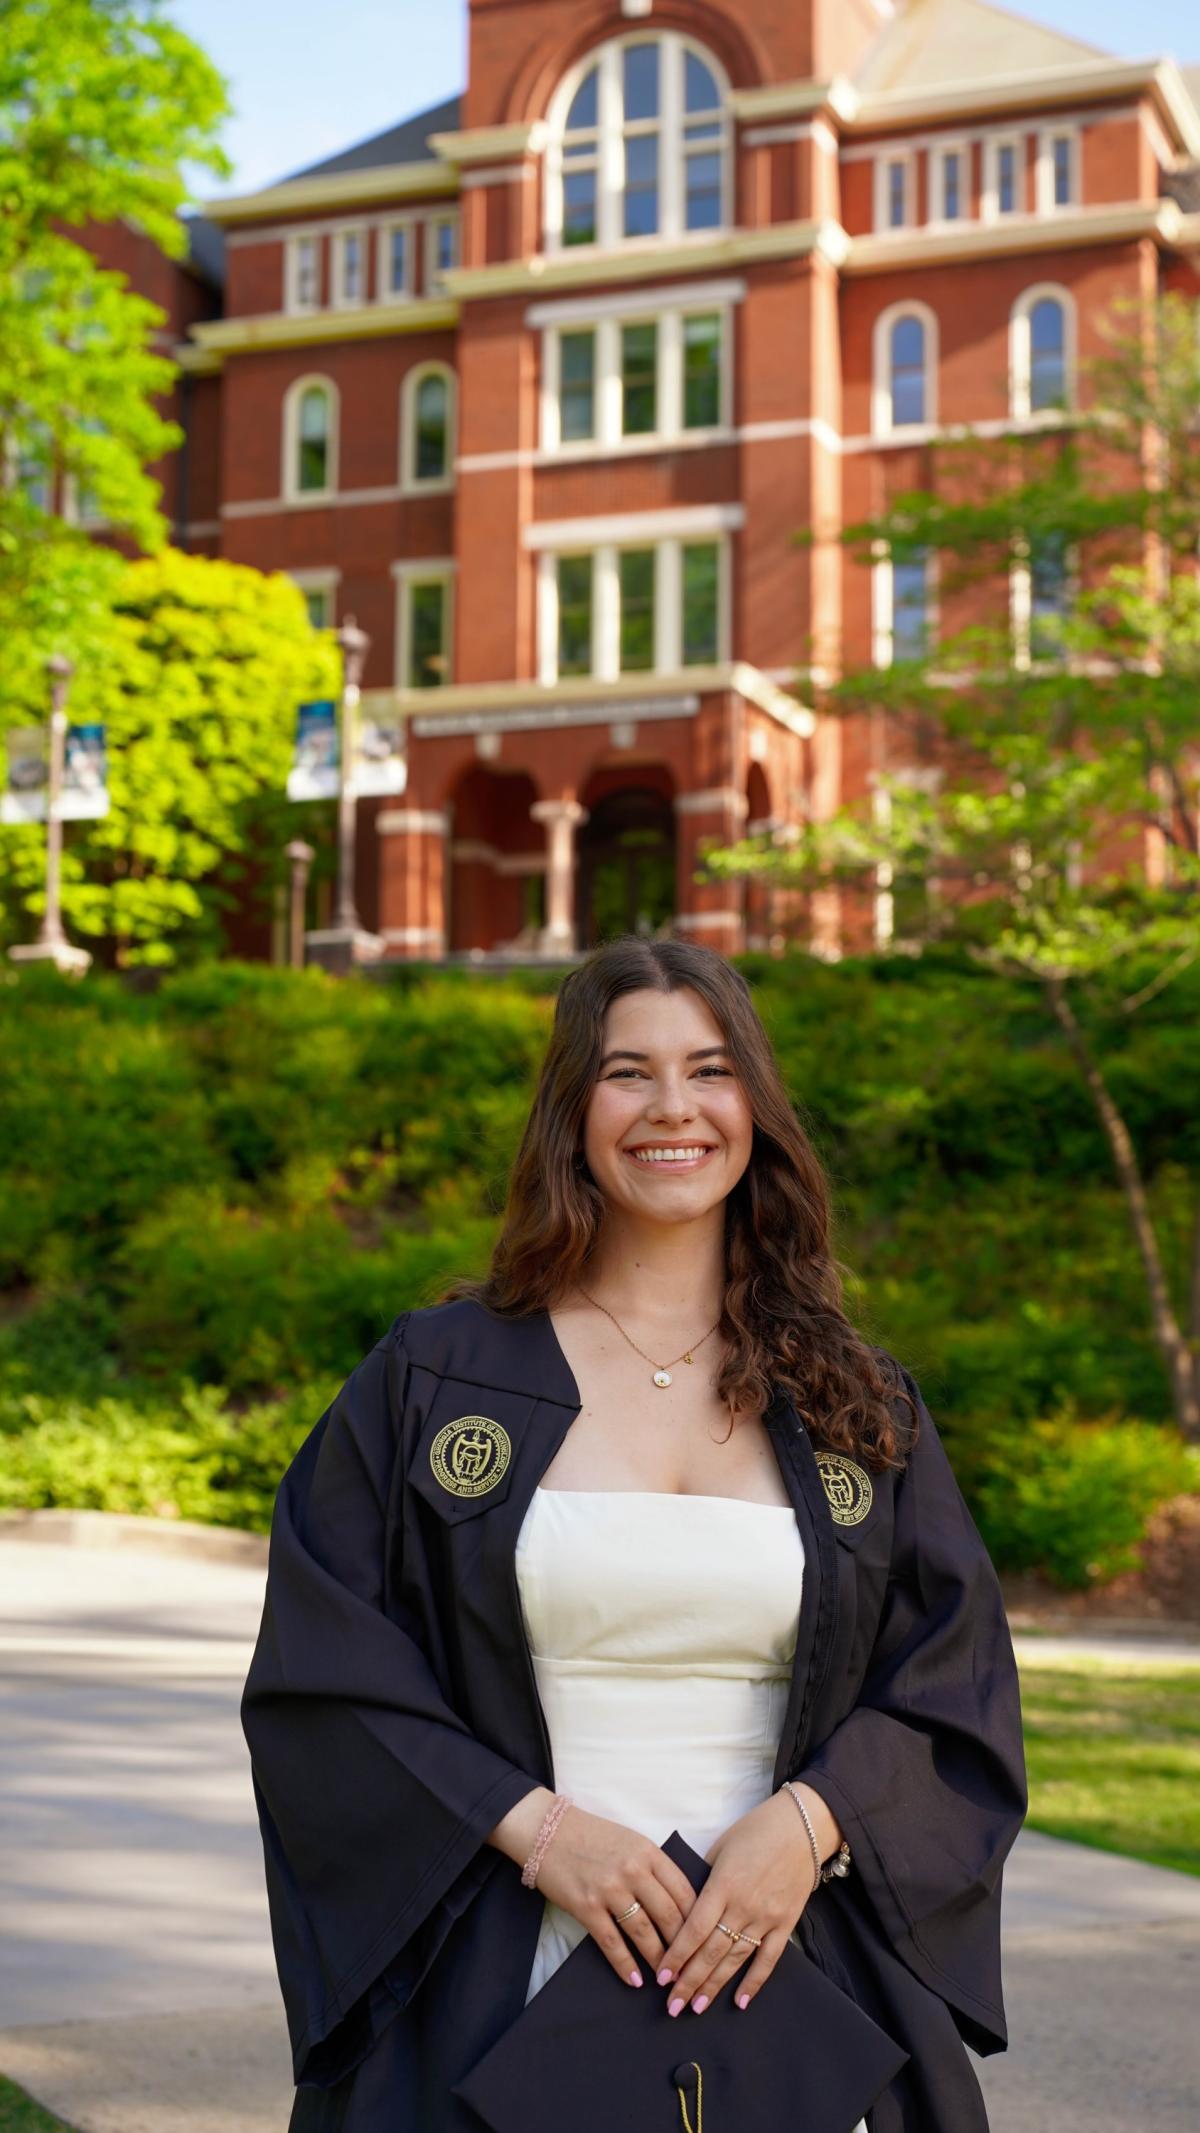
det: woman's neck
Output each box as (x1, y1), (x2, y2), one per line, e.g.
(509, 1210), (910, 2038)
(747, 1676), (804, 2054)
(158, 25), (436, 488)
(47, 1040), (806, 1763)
(579, 1207), (726, 1330)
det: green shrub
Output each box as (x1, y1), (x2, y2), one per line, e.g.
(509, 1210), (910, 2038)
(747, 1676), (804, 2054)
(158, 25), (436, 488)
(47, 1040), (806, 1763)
(972, 1411), (1198, 1590)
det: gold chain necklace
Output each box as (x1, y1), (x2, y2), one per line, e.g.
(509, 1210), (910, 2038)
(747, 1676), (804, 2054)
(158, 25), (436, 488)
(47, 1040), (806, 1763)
(576, 1285), (723, 1388)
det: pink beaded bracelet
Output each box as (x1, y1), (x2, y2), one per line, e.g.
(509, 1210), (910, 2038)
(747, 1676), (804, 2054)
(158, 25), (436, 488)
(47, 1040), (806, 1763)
(521, 1792), (572, 1888)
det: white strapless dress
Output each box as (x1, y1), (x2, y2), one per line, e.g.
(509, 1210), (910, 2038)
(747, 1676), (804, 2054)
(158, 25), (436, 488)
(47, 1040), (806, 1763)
(514, 1485), (868, 2133)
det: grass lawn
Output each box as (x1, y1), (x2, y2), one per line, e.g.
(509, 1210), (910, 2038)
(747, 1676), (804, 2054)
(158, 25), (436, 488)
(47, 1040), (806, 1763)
(0, 2079), (75, 2132)
(1019, 1662), (1200, 1878)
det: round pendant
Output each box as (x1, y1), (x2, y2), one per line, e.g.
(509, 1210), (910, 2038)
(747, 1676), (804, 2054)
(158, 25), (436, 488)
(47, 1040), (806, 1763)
(653, 1369), (672, 1388)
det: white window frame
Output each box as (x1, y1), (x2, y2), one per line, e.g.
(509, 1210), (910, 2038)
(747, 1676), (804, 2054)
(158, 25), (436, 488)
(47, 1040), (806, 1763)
(426, 212), (460, 294)
(1036, 125), (1080, 215)
(332, 226), (368, 309)
(400, 362), (457, 495)
(873, 149), (916, 233)
(1009, 283), (1076, 420)
(290, 567), (341, 629)
(282, 374), (339, 504)
(982, 132), (1025, 221)
(540, 296), (732, 454)
(394, 559), (456, 690)
(871, 300), (938, 439)
(285, 233), (322, 314)
(928, 137), (970, 226)
(872, 546), (939, 668)
(376, 215), (418, 301)
(544, 30), (732, 254)
(537, 533), (730, 683)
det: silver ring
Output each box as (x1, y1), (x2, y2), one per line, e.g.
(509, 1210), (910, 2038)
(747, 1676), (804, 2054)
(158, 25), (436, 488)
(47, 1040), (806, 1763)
(613, 1899), (642, 1923)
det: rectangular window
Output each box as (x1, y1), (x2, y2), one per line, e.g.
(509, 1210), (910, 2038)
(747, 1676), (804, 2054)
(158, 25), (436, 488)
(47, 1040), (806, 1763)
(303, 586), (333, 629)
(562, 161), (598, 246)
(685, 147), (722, 231)
(337, 230), (365, 305)
(681, 542), (720, 665)
(892, 550), (930, 661)
(997, 143), (1017, 214)
(289, 235), (320, 311)
(1029, 534), (1068, 659)
(556, 554), (593, 676)
(559, 330), (596, 442)
(621, 320), (658, 435)
(428, 216), (459, 292)
(887, 160), (908, 229)
(941, 151), (962, 221)
(623, 132), (659, 239)
(382, 224), (410, 298)
(618, 548), (656, 671)
(682, 314), (721, 429)
(1052, 135), (1074, 207)
(407, 579), (449, 689)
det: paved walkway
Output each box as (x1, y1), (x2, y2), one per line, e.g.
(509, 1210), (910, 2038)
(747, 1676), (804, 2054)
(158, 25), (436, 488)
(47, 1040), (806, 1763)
(1, 1529), (1198, 2131)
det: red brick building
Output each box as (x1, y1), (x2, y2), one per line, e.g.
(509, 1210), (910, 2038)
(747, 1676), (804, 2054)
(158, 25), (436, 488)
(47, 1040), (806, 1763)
(173, 0), (1200, 960)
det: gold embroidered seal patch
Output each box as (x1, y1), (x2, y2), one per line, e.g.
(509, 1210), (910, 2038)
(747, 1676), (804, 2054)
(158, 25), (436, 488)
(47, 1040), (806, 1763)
(429, 1416), (512, 1499)
(815, 1450), (873, 1527)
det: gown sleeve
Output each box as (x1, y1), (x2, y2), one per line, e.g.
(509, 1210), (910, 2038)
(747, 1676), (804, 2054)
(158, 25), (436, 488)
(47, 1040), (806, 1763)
(240, 1313), (541, 2089)
(794, 1366), (1028, 2054)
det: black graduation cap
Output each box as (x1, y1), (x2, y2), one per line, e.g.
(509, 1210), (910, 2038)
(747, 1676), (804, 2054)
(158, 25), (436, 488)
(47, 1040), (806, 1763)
(453, 1829), (909, 2132)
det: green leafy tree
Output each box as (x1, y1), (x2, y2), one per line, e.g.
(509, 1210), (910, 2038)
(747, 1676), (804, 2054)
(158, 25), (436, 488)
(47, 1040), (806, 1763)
(0, 0), (230, 652)
(708, 294), (1200, 1437)
(0, 550), (341, 964)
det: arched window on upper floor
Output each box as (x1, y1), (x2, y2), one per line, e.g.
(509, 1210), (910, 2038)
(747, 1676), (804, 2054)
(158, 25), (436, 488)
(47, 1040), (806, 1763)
(1010, 286), (1074, 420)
(283, 377), (338, 503)
(401, 363), (456, 493)
(872, 302), (938, 438)
(545, 32), (730, 253)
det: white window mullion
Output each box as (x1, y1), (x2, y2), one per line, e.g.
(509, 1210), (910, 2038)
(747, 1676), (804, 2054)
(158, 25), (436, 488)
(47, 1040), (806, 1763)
(657, 537), (681, 670)
(599, 47), (623, 249)
(661, 33), (684, 240)
(597, 317), (621, 446)
(538, 553), (558, 683)
(542, 329), (560, 451)
(658, 308), (682, 440)
(595, 543), (619, 680)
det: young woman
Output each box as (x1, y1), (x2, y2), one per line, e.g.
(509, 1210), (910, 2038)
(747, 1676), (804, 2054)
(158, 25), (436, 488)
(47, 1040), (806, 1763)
(242, 937), (1027, 2133)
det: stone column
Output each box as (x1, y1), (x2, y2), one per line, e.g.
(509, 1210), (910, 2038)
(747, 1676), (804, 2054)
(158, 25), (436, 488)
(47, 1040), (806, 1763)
(530, 798), (588, 956)
(376, 807), (450, 959)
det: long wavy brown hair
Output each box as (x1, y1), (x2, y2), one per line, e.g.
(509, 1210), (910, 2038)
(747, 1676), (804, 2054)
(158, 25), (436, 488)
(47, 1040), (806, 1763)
(440, 938), (918, 1470)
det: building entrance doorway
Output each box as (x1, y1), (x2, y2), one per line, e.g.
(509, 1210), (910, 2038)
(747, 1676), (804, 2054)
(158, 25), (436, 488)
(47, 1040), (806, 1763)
(577, 788), (676, 947)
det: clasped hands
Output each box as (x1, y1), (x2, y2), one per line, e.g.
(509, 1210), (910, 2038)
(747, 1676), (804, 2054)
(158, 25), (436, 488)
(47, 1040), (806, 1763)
(516, 1783), (840, 2016)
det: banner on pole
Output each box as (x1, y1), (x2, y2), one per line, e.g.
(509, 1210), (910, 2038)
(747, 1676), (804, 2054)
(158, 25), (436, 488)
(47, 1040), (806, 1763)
(287, 701), (339, 801)
(353, 710), (408, 798)
(1, 723), (110, 822)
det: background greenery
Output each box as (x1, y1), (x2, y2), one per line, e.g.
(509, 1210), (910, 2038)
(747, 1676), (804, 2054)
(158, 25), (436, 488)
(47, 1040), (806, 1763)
(2, 950), (1196, 1586)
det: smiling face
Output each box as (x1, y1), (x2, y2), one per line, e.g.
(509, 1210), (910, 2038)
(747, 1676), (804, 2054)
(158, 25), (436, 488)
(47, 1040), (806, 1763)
(581, 985), (754, 1222)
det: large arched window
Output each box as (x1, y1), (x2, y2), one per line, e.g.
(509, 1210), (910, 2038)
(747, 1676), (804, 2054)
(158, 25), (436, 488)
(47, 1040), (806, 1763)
(872, 302), (938, 437)
(546, 33), (730, 252)
(283, 377), (338, 502)
(401, 363), (456, 493)
(1010, 286), (1074, 419)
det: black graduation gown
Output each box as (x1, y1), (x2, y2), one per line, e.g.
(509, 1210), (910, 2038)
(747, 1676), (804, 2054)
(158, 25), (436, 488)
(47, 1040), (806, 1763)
(240, 1298), (1028, 2133)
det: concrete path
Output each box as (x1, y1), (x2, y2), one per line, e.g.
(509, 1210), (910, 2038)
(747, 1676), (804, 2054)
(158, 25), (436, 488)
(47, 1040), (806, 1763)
(1, 1530), (1198, 2131)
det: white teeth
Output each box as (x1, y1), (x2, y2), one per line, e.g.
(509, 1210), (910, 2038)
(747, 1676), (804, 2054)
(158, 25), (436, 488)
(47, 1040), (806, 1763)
(629, 1146), (712, 1163)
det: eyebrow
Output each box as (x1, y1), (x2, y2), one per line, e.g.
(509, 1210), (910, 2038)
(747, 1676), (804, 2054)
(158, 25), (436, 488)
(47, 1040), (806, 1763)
(598, 1047), (731, 1067)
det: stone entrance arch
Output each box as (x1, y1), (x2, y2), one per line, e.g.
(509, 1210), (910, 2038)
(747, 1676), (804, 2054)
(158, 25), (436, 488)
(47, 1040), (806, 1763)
(576, 774), (677, 948)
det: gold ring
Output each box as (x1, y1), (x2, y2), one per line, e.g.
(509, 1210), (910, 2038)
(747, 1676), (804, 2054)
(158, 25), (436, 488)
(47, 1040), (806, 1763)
(614, 1899), (642, 1923)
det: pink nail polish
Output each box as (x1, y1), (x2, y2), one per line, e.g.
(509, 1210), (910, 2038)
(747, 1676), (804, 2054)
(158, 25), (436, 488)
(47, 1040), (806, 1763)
(736, 1992), (749, 2010)
(628, 1969), (642, 1986)
(656, 1968), (673, 1986)
(691, 1994), (709, 2014)
(668, 1997), (684, 2017)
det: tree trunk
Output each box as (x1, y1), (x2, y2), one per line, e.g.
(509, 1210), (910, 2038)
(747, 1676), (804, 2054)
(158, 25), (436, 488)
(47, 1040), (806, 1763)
(1045, 975), (1199, 1440)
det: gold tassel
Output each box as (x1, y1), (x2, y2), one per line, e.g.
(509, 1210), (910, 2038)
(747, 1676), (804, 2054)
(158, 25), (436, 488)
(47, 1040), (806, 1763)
(674, 2060), (703, 2132)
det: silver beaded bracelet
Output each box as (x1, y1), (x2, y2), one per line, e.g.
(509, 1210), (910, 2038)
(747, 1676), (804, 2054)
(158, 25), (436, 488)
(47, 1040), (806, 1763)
(782, 1781), (852, 1891)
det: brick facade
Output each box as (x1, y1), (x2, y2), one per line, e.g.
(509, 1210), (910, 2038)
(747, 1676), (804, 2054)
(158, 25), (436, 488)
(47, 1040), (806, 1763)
(160, 0), (1200, 959)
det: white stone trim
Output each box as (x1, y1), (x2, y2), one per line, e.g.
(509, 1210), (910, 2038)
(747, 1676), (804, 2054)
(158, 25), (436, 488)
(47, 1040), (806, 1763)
(378, 927), (449, 949)
(376, 810), (451, 836)
(743, 119), (837, 151)
(281, 373), (338, 503)
(527, 275), (745, 328)
(525, 501), (743, 550)
(673, 910), (742, 930)
(871, 300), (938, 439)
(459, 164), (528, 188)
(674, 788), (749, 816)
(1009, 283), (1076, 419)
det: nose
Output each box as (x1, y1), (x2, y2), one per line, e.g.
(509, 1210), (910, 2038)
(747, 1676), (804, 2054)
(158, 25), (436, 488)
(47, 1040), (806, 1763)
(646, 1069), (696, 1124)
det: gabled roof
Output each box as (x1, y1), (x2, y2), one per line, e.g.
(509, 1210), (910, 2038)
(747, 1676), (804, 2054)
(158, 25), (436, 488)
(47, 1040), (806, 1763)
(279, 93), (462, 183)
(853, 0), (1108, 96)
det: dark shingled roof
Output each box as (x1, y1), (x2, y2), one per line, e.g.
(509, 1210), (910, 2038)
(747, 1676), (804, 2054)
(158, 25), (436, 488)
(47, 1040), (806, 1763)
(1164, 163), (1200, 214)
(184, 213), (226, 288)
(279, 93), (462, 183)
